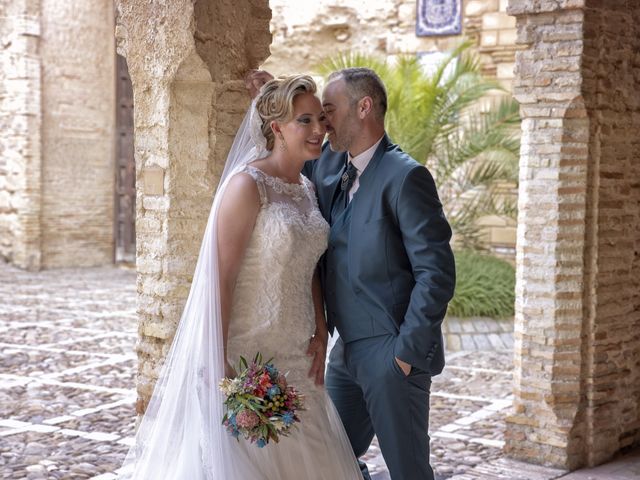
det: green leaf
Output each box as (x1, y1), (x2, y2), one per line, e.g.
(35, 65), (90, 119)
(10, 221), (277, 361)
(315, 42), (521, 250)
(448, 250), (515, 317)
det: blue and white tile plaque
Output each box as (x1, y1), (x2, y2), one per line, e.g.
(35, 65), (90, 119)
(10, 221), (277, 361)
(416, 0), (462, 37)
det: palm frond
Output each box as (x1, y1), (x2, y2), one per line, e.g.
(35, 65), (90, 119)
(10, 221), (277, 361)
(315, 43), (522, 250)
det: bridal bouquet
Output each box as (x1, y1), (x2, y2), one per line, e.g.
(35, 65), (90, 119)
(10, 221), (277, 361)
(219, 353), (305, 448)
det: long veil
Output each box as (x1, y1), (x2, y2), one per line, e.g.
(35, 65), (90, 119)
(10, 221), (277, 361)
(120, 101), (268, 479)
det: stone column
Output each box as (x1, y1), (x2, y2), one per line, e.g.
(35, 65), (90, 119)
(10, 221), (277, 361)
(578, 0), (640, 465)
(0, 0), (43, 270)
(506, 0), (640, 469)
(115, 0), (271, 413)
(39, 0), (116, 268)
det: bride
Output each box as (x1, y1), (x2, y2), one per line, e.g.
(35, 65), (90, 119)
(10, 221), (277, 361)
(121, 75), (362, 479)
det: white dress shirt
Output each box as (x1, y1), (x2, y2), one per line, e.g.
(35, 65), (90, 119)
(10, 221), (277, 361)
(347, 135), (385, 202)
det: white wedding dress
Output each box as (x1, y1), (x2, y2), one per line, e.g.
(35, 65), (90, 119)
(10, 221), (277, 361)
(220, 165), (361, 479)
(120, 104), (361, 480)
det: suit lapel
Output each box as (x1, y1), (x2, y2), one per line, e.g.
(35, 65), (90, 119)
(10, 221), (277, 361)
(348, 135), (391, 229)
(321, 152), (347, 223)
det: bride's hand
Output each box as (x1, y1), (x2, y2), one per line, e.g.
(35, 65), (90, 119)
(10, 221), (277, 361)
(224, 360), (237, 379)
(307, 333), (328, 386)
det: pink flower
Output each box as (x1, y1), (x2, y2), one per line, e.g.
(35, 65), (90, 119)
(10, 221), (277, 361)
(236, 409), (260, 429)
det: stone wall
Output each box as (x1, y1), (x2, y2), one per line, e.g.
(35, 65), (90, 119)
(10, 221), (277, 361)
(264, 0), (518, 87)
(0, 0), (116, 270)
(506, 0), (640, 469)
(579, 0), (640, 465)
(0, 0), (43, 270)
(39, 0), (116, 268)
(264, 0), (519, 257)
(115, 0), (271, 413)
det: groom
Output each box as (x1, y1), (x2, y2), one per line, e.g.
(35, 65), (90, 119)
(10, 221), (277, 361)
(248, 68), (455, 480)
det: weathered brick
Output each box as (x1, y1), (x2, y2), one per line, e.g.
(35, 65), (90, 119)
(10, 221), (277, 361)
(507, 0), (640, 470)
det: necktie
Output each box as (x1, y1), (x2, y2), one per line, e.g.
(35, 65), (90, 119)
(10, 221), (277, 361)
(340, 161), (358, 206)
(331, 161), (358, 222)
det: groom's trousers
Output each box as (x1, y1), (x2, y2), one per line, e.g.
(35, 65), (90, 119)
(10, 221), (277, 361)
(326, 334), (433, 480)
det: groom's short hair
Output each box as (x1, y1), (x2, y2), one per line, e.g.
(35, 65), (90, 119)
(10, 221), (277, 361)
(329, 68), (387, 123)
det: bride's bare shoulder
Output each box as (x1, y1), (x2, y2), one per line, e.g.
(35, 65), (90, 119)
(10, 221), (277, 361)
(220, 171), (261, 207)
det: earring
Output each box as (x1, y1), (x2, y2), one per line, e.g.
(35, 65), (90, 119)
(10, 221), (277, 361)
(278, 133), (287, 151)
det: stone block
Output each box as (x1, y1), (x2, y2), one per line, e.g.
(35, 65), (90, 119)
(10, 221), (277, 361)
(445, 334), (462, 351)
(136, 217), (162, 233)
(137, 255), (162, 275)
(507, 0), (585, 16)
(141, 320), (175, 340)
(473, 334), (492, 350)
(482, 31), (498, 46)
(498, 28), (517, 45)
(461, 335), (477, 350)
(445, 317), (463, 333)
(477, 214), (511, 227)
(491, 226), (517, 245)
(483, 12), (516, 30)
(488, 333), (507, 349)
(142, 196), (170, 211)
(466, 0), (499, 17)
(141, 168), (165, 196)
(497, 61), (516, 78)
(397, 3), (415, 24)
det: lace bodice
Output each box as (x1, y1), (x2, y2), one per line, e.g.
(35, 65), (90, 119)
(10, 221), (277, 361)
(226, 165), (329, 388)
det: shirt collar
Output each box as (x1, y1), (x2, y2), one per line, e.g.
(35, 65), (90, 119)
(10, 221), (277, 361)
(347, 135), (385, 172)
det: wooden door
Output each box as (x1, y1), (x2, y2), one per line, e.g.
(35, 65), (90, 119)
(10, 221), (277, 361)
(114, 54), (135, 263)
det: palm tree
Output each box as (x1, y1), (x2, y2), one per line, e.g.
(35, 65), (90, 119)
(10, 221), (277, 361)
(317, 43), (520, 250)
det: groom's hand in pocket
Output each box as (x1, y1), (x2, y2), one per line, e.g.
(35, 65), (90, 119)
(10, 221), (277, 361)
(395, 357), (412, 376)
(307, 334), (328, 386)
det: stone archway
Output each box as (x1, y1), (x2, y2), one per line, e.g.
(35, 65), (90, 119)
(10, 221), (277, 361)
(114, 0), (272, 412)
(506, 0), (640, 470)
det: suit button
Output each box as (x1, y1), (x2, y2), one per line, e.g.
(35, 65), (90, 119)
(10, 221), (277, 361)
(354, 287), (361, 294)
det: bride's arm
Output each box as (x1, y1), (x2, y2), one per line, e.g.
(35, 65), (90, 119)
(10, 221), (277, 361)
(307, 267), (328, 386)
(216, 173), (261, 376)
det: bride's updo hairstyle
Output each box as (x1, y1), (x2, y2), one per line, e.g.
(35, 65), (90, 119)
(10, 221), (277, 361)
(255, 74), (317, 151)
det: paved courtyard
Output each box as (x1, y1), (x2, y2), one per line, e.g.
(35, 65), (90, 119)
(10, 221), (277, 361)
(3, 262), (635, 479)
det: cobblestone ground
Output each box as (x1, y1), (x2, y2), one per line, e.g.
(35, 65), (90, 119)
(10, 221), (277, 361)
(0, 264), (516, 480)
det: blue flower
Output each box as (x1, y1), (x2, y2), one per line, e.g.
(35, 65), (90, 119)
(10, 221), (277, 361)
(267, 386), (281, 397)
(228, 414), (237, 427)
(256, 438), (266, 448)
(282, 411), (295, 426)
(265, 363), (278, 378)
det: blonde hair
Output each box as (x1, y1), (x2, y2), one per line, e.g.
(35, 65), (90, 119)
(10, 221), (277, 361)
(255, 74), (317, 151)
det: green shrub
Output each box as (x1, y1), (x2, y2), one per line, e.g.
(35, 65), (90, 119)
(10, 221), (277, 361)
(447, 250), (515, 318)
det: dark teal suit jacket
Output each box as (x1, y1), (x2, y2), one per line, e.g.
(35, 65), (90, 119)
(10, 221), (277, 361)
(303, 135), (456, 375)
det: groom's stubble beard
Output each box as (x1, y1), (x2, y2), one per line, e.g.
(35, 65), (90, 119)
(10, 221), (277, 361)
(328, 108), (358, 153)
